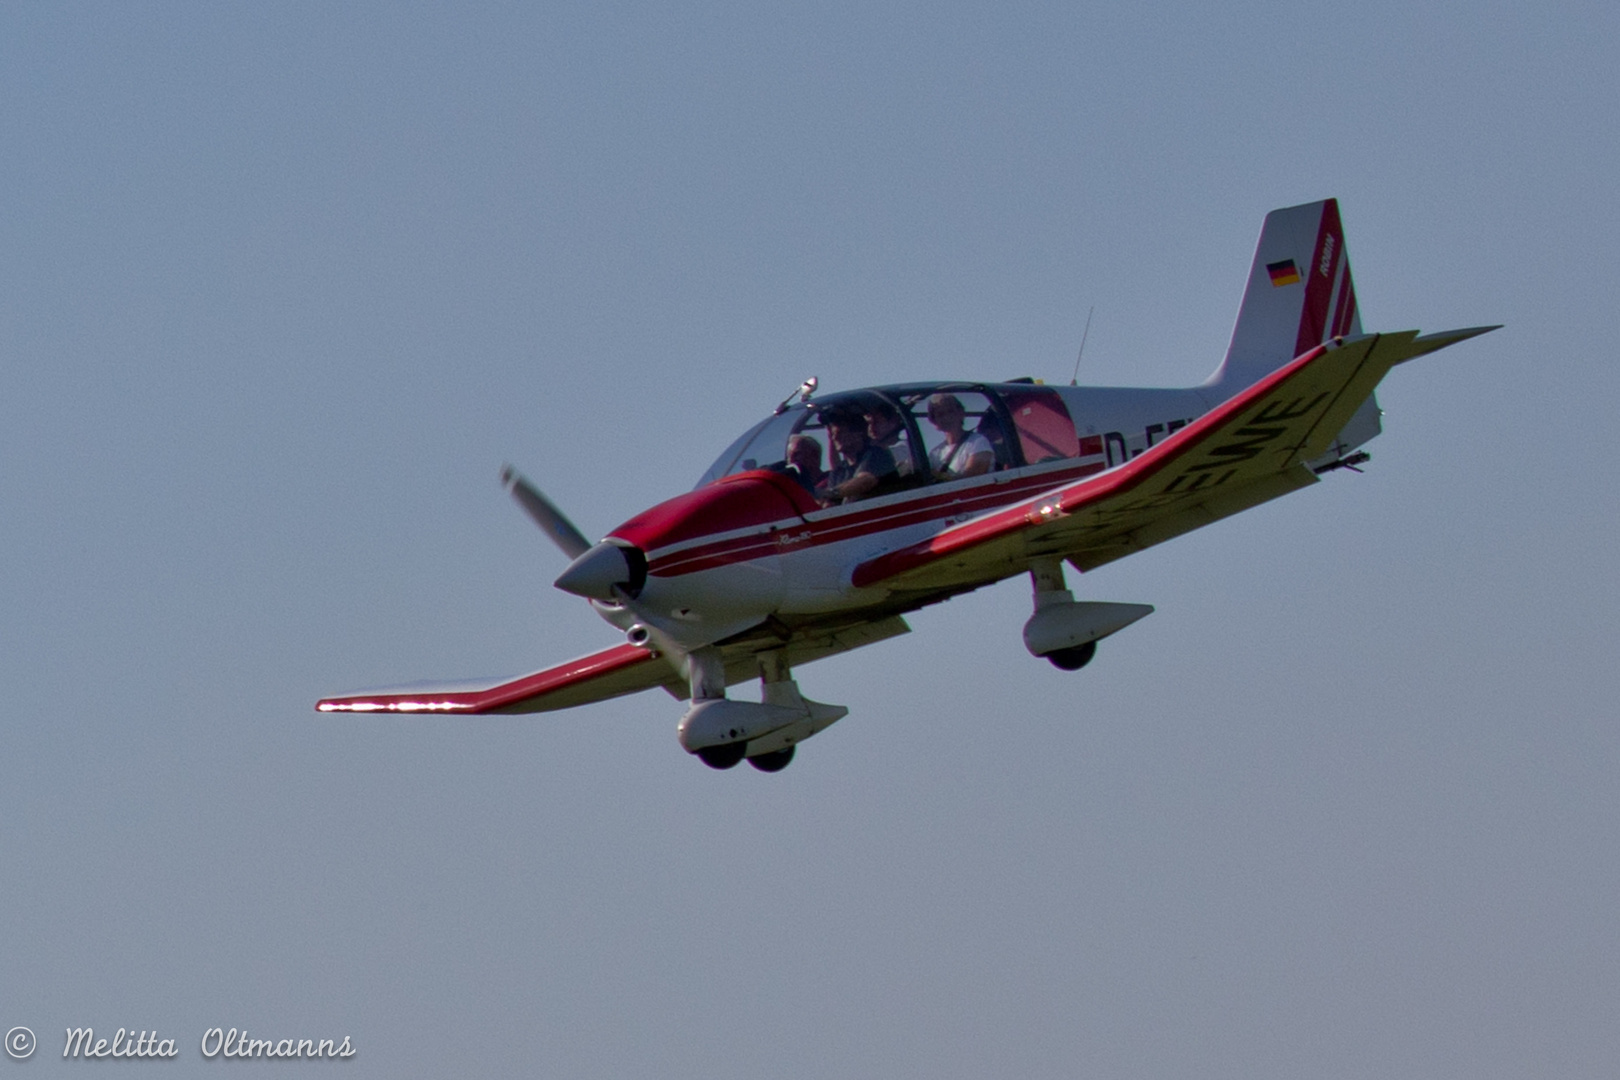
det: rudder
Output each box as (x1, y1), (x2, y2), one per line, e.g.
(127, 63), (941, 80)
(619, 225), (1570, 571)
(1208, 198), (1364, 392)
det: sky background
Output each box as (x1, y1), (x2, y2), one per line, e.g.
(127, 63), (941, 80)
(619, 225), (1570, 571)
(2, 1), (1616, 1075)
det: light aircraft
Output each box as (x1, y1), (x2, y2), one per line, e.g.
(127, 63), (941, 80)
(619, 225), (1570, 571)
(319, 199), (1496, 771)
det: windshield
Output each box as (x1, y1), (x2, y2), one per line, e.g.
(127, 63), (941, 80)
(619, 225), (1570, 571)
(694, 414), (784, 488)
(695, 383), (1087, 502)
(695, 390), (922, 504)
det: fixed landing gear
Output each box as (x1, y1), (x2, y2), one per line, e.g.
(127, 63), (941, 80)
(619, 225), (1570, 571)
(696, 742), (747, 770)
(1045, 641), (1096, 671)
(1022, 558), (1153, 672)
(748, 746), (795, 772)
(677, 648), (846, 773)
(696, 743), (794, 772)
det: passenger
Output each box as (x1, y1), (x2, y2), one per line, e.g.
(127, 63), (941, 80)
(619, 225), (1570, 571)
(822, 410), (897, 504)
(926, 394), (994, 479)
(973, 410), (1011, 471)
(785, 433), (827, 496)
(865, 401), (912, 476)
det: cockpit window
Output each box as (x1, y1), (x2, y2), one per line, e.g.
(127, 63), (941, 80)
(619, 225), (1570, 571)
(1001, 386), (1080, 464)
(697, 383), (1088, 499)
(904, 388), (1004, 479)
(694, 410), (801, 488)
(694, 416), (777, 488)
(695, 391), (925, 504)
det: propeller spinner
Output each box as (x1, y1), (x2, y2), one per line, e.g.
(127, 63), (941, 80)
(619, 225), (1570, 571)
(553, 541), (647, 601)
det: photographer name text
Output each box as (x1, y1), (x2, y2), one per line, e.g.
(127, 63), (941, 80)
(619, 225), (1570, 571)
(57, 1027), (354, 1060)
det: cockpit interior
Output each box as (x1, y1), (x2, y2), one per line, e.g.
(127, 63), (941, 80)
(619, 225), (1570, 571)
(697, 382), (1096, 504)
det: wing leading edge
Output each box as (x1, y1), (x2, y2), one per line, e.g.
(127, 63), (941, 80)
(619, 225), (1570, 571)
(853, 326), (1498, 594)
(316, 642), (675, 715)
(316, 615), (916, 716)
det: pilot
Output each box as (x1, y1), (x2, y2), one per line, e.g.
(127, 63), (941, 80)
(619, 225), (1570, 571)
(925, 394), (994, 479)
(822, 409), (897, 504)
(785, 433), (827, 496)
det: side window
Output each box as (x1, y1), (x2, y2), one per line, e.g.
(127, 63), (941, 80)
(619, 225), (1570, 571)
(912, 391), (1001, 480)
(1000, 388), (1080, 465)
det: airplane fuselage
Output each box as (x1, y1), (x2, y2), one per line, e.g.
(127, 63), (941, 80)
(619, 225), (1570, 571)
(586, 380), (1225, 648)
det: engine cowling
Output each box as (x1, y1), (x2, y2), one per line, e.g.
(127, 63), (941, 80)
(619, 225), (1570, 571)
(592, 471), (812, 632)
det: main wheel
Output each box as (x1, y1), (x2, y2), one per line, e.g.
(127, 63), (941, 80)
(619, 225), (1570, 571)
(1045, 641), (1097, 671)
(696, 742), (747, 769)
(748, 746), (795, 773)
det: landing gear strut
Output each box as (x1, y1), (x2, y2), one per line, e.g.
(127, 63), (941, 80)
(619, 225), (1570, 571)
(1021, 558), (1153, 670)
(677, 648), (846, 772)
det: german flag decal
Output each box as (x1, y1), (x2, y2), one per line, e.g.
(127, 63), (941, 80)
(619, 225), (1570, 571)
(1267, 259), (1302, 286)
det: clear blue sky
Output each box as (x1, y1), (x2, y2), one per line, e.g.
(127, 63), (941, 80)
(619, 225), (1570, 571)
(2, 2), (1616, 1075)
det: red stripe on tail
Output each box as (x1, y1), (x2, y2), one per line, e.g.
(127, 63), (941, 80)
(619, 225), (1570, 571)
(1332, 269), (1357, 339)
(1294, 200), (1343, 357)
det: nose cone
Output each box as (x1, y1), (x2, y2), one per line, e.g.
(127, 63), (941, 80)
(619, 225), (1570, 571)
(554, 541), (635, 601)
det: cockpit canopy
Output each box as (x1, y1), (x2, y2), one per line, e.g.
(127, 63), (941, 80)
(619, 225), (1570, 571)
(696, 382), (1089, 502)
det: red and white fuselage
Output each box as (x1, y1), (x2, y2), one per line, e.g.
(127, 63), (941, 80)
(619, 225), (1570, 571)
(317, 198), (1496, 773)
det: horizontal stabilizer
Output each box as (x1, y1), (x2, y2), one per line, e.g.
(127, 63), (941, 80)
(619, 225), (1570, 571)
(1395, 324), (1502, 363)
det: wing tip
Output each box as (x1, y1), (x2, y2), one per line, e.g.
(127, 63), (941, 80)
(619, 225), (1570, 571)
(315, 641), (663, 717)
(315, 697), (472, 714)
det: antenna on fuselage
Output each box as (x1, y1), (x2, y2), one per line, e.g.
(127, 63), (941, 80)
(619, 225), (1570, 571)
(775, 375), (818, 414)
(1069, 307), (1095, 387)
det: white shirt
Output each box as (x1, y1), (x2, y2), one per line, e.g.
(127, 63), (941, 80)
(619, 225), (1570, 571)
(929, 431), (993, 476)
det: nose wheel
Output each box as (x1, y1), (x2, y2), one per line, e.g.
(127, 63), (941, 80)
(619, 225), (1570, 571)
(695, 742), (747, 770)
(681, 649), (844, 773)
(694, 742), (795, 771)
(748, 746), (795, 772)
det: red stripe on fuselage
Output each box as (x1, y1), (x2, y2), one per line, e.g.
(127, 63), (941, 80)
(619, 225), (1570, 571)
(612, 470), (813, 551)
(630, 461), (1108, 578)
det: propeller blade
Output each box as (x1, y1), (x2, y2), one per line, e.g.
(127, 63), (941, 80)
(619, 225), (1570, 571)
(500, 465), (592, 560)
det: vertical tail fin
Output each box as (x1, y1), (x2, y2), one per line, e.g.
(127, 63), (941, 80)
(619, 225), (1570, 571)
(1207, 198), (1363, 392)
